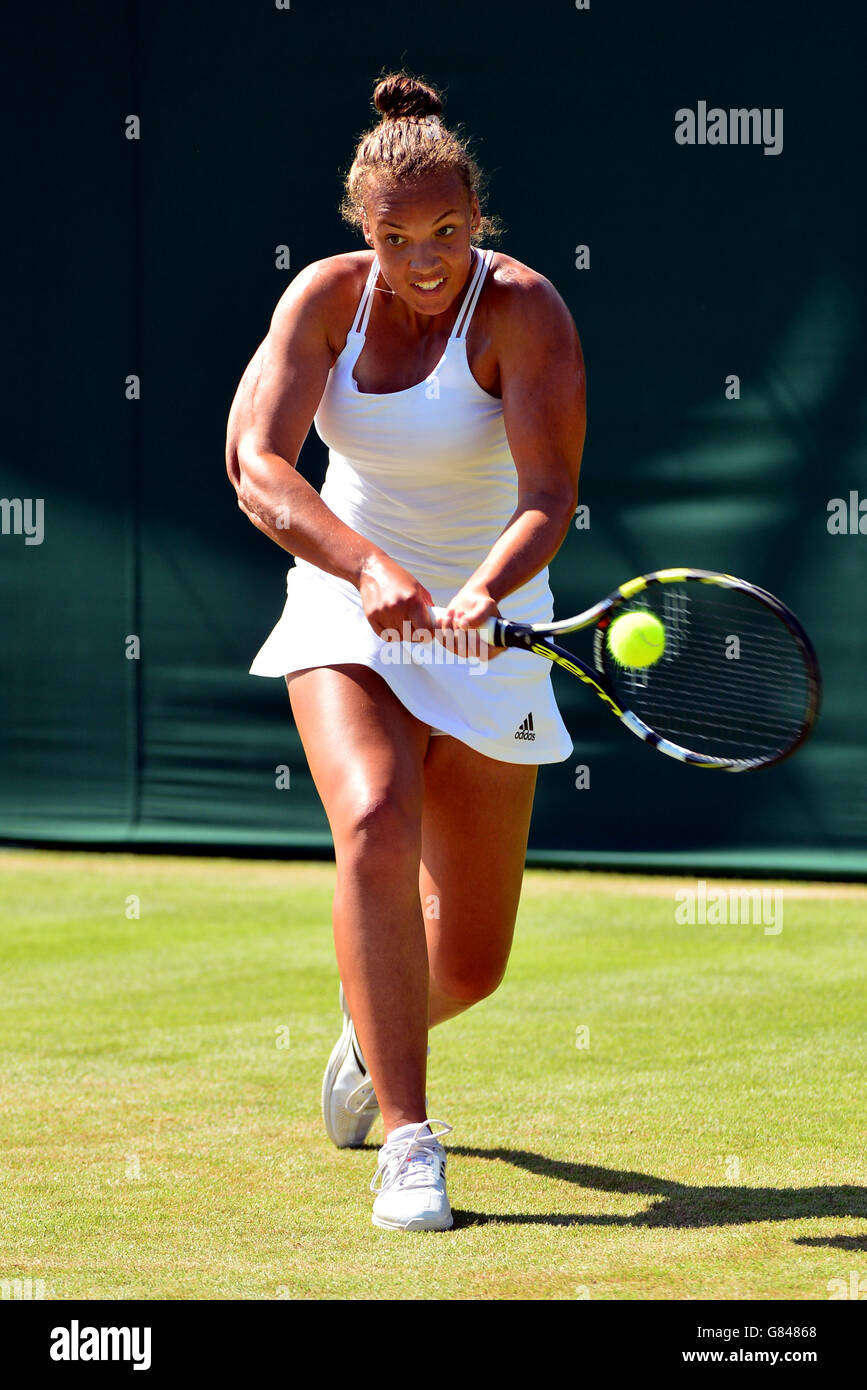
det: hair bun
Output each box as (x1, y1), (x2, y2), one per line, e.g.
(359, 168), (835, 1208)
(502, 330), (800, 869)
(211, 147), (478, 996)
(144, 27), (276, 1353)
(373, 73), (443, 122)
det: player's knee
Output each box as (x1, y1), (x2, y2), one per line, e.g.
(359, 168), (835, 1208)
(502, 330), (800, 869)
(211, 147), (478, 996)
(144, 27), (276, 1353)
(435, 960), (507, 1006)
(339, 791), (420, 862)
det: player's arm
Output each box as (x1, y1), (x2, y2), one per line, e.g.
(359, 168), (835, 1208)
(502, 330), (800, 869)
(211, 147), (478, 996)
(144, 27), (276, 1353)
(226, 262), (433, 634)
(445, 274), (586, 626)
(226, 260), (389, 586)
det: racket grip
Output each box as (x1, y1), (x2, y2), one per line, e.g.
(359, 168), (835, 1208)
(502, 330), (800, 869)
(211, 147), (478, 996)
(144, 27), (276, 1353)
(429, 605), (498, 645)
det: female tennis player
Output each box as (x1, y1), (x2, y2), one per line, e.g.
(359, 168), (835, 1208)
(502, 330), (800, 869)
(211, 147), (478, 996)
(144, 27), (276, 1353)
(226, 72), (586, 1231)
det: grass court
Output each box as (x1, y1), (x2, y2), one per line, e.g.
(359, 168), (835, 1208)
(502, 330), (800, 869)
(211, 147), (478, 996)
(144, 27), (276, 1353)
(1, 850), (864, 1300)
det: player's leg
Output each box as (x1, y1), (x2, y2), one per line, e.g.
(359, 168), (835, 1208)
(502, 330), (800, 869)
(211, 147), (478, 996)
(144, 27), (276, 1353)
(419, 736), (538, 1027)
(286, 663), (431, 1135)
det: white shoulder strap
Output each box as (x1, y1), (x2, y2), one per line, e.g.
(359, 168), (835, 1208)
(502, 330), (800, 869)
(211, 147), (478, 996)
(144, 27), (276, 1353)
(452, 248), (492, 340)
(351, 256), (380, 335)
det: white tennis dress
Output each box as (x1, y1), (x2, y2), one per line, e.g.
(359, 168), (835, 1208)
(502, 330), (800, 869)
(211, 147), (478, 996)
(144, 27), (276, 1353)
(249, 246), (573, 765)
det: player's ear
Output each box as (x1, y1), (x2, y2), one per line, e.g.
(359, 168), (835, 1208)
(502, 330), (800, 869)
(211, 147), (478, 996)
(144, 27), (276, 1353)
(361, 207), (373, 247)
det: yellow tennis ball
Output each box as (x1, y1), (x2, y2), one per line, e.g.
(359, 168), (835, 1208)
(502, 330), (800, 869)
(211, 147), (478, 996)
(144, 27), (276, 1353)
(606, 610), (666, 668)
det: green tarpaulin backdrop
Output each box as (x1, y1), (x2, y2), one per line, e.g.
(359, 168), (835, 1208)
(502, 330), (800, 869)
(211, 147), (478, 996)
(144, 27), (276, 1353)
(1, 1), (865, 875)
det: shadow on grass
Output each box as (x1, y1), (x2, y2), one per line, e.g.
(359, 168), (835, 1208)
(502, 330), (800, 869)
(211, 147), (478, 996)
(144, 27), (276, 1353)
(448, 1146), (867, 1235)
(793, 1235), (867, 1252)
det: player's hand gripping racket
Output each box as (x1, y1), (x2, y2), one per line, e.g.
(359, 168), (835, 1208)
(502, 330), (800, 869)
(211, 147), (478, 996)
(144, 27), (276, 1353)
(434, 568), (821, 771)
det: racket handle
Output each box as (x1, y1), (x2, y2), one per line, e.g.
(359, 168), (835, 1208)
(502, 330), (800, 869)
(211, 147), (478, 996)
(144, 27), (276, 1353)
(429, 605), (498, 645)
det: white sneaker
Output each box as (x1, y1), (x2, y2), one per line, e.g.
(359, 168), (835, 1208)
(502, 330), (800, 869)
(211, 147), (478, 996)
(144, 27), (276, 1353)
(370, 1120), (453, 1231)
(321, 984), (380, 1148)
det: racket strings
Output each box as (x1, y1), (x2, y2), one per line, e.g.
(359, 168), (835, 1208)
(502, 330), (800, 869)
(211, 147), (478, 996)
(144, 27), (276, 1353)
(601, 587), (815, 760)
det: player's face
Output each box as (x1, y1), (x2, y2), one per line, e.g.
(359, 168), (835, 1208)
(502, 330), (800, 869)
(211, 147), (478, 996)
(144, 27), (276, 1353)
(362, 170), (481, 313)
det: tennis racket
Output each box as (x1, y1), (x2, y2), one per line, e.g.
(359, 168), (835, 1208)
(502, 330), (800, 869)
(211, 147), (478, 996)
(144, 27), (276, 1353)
(434, 568), (821, 771)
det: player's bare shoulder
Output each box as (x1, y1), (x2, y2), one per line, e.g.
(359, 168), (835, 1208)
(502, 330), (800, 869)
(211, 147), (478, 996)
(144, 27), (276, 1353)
(484, 251), (580, 354)
(479, 253), (584, 408)
(268, 250), (374, 363)
(225, 252), (372, 479)
(227, 253), (369, 420)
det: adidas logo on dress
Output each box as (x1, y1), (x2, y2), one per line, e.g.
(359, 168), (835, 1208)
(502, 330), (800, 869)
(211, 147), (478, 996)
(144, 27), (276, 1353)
(514, 712), (535, 741)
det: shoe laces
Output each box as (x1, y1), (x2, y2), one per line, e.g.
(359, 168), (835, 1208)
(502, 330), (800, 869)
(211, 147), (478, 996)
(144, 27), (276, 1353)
(345, 1076), (379, 1116)
(340, 1005), (432, 1122)
(370, 1120), (453, 1194)
(343, 1025), (379, 1116)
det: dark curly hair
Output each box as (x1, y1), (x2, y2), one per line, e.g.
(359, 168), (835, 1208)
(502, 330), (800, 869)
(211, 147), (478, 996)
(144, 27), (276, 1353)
(340, 71), (503, 244)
